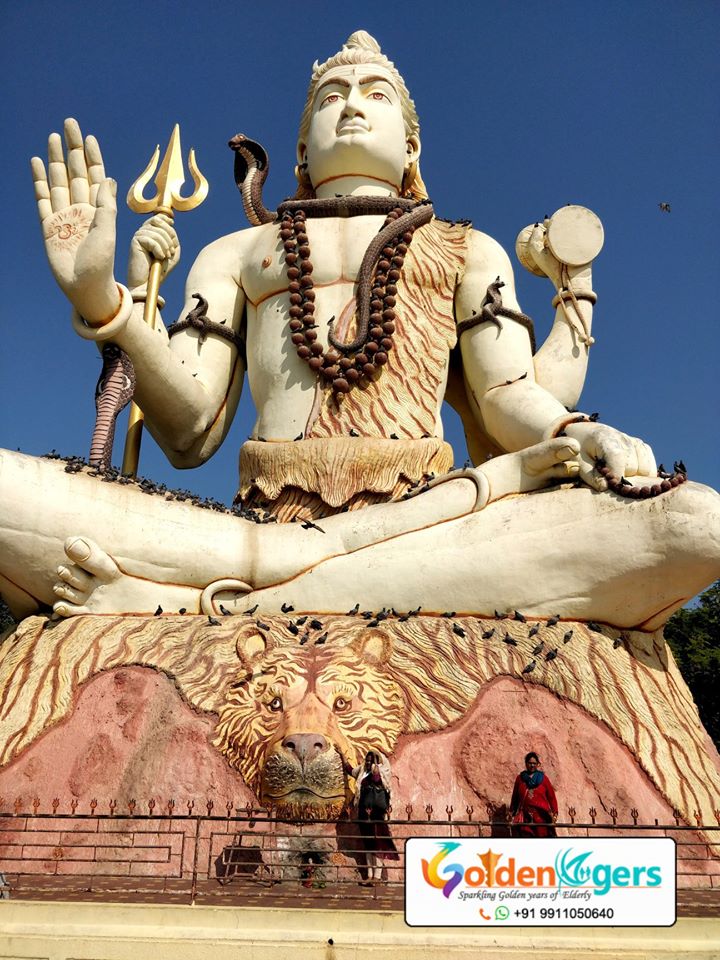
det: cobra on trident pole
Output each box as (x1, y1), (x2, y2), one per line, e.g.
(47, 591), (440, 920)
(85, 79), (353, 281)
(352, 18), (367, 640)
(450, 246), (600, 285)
(122, 125), (208, 476)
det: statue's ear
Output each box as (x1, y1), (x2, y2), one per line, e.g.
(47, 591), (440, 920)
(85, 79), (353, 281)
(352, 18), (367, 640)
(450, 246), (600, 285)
(297, 141), (307, 166)
(351, 629), (392, 666)
(406, 134), (421, 164)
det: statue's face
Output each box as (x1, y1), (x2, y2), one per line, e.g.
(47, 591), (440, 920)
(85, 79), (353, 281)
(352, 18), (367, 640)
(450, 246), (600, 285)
(299, 64), (419, 193)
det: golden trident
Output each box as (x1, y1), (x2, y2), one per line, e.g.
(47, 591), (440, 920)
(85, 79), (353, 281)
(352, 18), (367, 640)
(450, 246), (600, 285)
(121, 124), (208, 476)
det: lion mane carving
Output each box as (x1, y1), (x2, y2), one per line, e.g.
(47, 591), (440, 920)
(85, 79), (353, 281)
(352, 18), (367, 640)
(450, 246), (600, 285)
(1, 614), (719, 833)
(213, 630), (404, 818)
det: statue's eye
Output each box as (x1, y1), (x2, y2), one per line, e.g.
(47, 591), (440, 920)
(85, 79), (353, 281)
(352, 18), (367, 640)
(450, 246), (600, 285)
(268, 696), (283, 712)
(333, 696), (350, 712)
(369, 91), (388, 101)
(322, 93), (341, 105)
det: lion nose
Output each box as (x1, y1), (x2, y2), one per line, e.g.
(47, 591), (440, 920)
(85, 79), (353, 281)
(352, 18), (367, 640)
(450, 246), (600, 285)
(282, 733), (328, 762)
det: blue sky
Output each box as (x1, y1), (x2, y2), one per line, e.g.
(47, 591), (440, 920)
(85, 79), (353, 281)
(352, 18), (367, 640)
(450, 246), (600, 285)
(2, 0), (718, 507)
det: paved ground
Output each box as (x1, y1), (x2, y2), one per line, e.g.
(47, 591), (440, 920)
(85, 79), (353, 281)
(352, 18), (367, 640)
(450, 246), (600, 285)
(5, 877), (718, 918)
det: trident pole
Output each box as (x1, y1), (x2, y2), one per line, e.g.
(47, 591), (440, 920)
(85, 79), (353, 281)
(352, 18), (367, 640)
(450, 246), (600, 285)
(121, 124), (208, 476)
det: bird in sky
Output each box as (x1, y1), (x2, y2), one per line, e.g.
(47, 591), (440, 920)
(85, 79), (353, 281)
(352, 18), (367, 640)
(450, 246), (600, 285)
(659, 202), (671, 213)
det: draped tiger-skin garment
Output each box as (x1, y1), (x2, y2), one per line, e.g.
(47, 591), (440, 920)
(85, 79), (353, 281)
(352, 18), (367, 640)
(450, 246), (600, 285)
(308, 217), (469, 440)
(238, 218), (470, 521)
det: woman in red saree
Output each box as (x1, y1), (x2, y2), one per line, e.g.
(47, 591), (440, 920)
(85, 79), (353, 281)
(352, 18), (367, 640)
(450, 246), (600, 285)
(510, 752), (559, 837)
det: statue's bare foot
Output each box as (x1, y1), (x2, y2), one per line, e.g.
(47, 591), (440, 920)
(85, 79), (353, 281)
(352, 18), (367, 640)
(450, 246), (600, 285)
(423, 438), (581, 510)
(514, 438), (582, 490)
(53, 536), (200, 616)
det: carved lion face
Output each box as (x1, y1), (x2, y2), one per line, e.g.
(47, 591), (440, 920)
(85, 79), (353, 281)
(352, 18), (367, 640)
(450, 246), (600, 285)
(213, 630), (404, 818)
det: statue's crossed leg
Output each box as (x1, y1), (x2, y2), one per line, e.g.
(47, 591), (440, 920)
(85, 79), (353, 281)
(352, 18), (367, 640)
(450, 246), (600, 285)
(1, 447), (719, 629)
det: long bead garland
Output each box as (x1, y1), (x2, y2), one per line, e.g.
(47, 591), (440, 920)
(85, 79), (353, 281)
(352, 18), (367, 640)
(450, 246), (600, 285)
(281, 205), (418, 396)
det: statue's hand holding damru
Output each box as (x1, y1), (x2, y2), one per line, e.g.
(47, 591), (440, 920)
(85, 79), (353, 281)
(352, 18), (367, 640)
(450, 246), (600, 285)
(31, 118), (121, 324)
(522, 222), (593, 294)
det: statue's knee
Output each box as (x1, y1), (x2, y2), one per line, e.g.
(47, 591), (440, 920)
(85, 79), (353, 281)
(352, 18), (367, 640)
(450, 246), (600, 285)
(658, 482), (720, 562)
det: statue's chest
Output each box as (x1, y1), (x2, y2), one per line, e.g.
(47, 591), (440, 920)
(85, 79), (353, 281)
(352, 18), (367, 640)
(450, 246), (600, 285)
(244, 216), (414, 303)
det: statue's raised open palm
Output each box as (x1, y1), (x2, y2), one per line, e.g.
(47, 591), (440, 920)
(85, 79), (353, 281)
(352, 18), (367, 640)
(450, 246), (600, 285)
(31, 118), (119, 323)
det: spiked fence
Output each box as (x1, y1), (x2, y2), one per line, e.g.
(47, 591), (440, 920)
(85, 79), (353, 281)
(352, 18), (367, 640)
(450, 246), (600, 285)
(1, 798), (718, 904)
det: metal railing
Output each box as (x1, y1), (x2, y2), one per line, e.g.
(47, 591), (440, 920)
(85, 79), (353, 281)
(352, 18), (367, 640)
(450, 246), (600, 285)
(1, 799), (718, 904)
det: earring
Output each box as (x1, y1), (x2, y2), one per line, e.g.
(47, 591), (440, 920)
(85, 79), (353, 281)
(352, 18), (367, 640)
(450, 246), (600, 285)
(295, 163), (313, 190)
(401, 159), (418, 197)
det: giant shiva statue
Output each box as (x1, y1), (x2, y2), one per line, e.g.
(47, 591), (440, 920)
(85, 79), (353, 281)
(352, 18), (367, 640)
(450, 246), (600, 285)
(1, 31), (719, 843)
(2, 30), (718, 629)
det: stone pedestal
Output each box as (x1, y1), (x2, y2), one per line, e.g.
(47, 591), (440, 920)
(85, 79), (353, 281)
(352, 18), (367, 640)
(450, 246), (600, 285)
(1, 613), (718, 838)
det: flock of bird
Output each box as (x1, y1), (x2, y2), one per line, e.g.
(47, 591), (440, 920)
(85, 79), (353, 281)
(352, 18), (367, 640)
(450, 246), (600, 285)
(44, 451), (278, 525)
(185, 600), (619, 679)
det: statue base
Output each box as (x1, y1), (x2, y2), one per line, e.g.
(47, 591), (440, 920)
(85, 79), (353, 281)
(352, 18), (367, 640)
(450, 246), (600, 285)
(1, 613), (718, 831)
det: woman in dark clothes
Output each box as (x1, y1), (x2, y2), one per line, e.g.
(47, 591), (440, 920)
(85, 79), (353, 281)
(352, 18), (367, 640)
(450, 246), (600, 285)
(351, 750), (399, 882)
(510, 751), (559, 837)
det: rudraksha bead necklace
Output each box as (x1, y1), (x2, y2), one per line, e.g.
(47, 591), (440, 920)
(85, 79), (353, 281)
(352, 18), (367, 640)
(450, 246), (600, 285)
(280, 201), (426, 396)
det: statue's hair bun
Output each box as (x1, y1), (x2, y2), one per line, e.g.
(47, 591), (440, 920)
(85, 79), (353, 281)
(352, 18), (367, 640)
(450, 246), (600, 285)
(343, 30), (382, 54)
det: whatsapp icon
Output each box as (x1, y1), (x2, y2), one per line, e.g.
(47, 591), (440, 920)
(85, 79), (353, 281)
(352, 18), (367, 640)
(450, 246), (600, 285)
(495, 906), (510, 921)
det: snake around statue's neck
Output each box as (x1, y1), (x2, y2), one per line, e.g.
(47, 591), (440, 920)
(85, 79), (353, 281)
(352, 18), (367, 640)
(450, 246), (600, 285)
(229, 134), (434, 394)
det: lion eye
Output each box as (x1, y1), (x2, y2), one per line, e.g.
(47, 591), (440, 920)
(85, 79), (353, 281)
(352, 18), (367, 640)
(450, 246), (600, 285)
(268, 696), (283, 712)
(333, 696), (350, 712)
